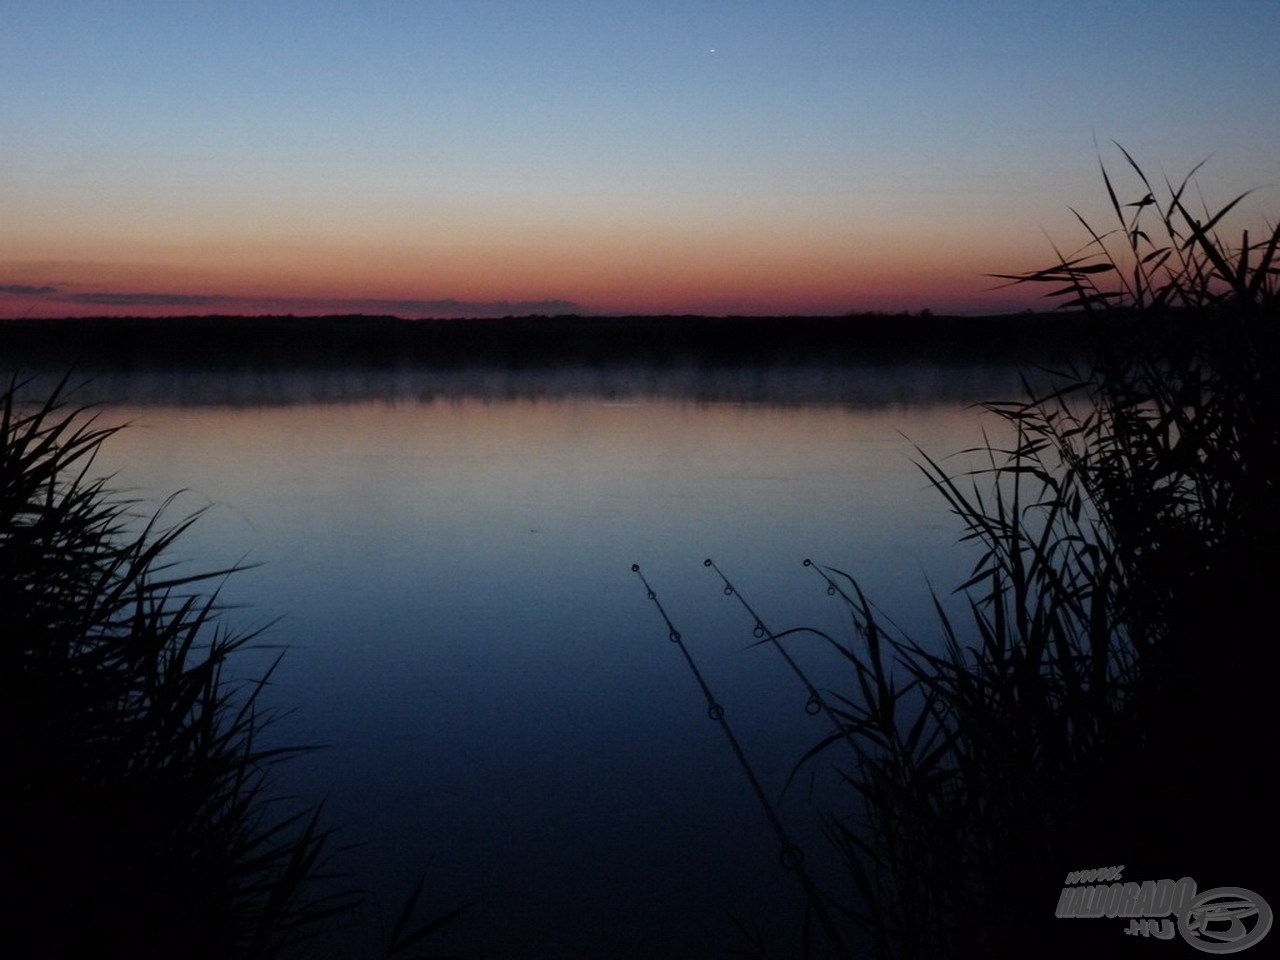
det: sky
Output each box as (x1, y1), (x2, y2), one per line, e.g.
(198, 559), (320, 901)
(2, 0), (1278, 319)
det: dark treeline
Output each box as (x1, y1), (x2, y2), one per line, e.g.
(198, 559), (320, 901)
(0, 312), (1102, 369)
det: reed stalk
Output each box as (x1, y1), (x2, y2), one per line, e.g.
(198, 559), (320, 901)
(654, 148), (1276, 957)
(3, 373), (465, 958)
(813, 148), (1278, 956)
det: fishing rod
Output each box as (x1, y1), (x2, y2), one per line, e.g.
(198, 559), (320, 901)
(702, 558), (862, 764)
(802, 557), (902, 641)
(630, 563), (851, 960)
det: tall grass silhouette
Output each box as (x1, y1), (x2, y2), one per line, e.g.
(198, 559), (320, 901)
(3, 374), (465, 958)
(637, 148), (1277, 957)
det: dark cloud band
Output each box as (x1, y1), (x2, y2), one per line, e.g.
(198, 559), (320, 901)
(66, 292), (234, 307)
(7, 286), (587, 317)
(0, 284), (58, 296)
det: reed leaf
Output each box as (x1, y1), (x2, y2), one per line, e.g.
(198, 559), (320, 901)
(3, 376), (370, 957)
(662, 148), (1276, 958)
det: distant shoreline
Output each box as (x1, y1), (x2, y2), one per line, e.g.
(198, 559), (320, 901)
(1, 312), (1098, 369)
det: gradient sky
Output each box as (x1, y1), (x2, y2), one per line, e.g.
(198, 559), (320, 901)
(3, 0), (1278, 318)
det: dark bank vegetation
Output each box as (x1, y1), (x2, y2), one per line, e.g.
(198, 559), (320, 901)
(0, 311), (1097, 371)
(2, 375), (465, 958)
(640, 149), (1277, 958)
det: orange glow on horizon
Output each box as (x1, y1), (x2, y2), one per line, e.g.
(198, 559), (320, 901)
(1, 217), (1048, 318)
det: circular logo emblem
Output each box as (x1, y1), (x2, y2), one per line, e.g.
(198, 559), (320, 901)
(1178, 887), (1272, 954)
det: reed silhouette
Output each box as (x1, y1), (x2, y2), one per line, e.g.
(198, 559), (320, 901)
(2, 374), (466, 958)
(638, 148), (1278, 958)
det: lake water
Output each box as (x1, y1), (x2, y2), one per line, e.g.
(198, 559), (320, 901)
(77, 363), (1021, 959)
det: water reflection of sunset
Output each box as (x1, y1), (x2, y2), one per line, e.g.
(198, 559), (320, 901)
(81, 378), (1008, 957)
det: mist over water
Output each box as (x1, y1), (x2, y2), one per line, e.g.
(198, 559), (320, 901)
(83, 364), (1014, 958)
(38, 359), (1031, 408)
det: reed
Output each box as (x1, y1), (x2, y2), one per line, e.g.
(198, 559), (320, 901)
(642, 148), (1277, 957)
(818, 148), (1279, 955)
(2, 373), (463, 958)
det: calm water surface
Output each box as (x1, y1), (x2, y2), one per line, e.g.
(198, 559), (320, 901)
(86, 366), (1015, 958)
